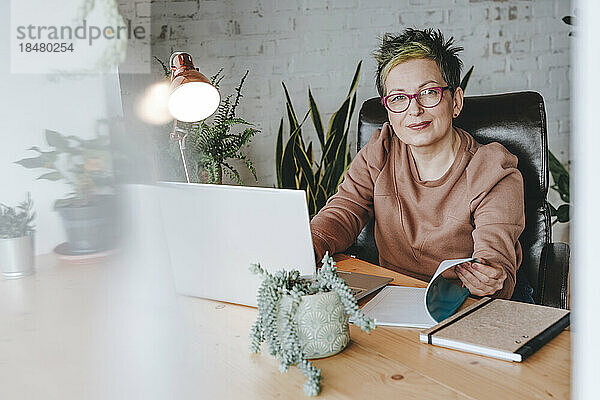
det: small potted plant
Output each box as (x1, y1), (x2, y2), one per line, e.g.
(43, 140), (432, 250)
(249, 253), (376, 396)
(0, 193), (36, 279)
(15, 129), (116, 254)
(154, 58), (260, 185)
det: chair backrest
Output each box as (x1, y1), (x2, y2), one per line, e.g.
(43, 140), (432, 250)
(355, 91), (551, 304)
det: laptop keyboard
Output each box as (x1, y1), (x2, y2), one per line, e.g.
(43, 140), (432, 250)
(350, 287), (365, 297)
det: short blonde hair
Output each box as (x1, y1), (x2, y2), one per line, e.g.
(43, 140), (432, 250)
(373, 29), (463, 97)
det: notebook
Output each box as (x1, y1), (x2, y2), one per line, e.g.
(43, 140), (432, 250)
(356, 258), (474, 328)
(419, 297), (570, 362)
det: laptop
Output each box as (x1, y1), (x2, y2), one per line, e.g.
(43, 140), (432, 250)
(157, 182), (391, 307)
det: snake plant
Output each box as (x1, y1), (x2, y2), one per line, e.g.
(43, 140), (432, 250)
(275, 62), (361, 218)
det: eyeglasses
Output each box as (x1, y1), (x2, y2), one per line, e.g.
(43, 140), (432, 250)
(382, 86), (450, 113)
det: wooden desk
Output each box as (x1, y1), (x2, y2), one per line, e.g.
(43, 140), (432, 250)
(0, 252), (570, 399)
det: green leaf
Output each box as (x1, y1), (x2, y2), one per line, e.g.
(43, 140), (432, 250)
(345, 91), (357, 137)
(282, 82), (300, 135)
(305, 183), (317, 218)
(558, 174), (570, 202)
(280, 125), (299, 189)
(306, 142), (313, 165)
(308, 88), (325, 150)
(281, 142), (297, 189)
(548, 150), (570, 202)
(322, 105), (348, 170)
(45, 130), (70, 149)
(337, 162), (351, 188)
(325, 133), (349, 195)
(276, 118), (284, 188)
(37, 171), (63, 181)
(325, 63), (360, 143)
(549, 203), (558, 217)
(280, 112), (309, 189)
(460, 66), (474, 92)
(347, 60), (362, 98)
(314, 184), (328, 216)
(556, 204), (570, 223)
(548, 150), (569, 185)
(14, 156), (46, 169)
(153, 56), (170, 79)
(294, 140), (316, 191)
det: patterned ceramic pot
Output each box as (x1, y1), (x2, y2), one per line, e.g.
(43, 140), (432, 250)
(277, 291), (350, 359)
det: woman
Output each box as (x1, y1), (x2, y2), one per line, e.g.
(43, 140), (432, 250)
(310, 29), (525, 299)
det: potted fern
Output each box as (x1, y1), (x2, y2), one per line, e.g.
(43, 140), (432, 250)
(249, 253), (375, 396)
(185, 69), (260, 184)
(15, 130), (116, 254)
(155, 58), (259, 185)
(0, 193), (36, 279)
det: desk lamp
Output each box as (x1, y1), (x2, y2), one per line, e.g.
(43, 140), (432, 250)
(168, 52), (220, 182)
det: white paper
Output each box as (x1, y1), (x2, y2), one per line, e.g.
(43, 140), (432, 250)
(357, 258), (475, 328)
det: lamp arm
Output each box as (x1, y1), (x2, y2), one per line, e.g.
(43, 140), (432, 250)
(171, 120), (191, 183)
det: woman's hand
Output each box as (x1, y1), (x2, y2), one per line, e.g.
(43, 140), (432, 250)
(454, 258), (507, 296)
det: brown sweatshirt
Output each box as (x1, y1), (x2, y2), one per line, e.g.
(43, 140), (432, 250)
(310, 123), (525, 299)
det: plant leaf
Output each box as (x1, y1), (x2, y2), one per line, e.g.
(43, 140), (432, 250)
(325, 133), (349, 194)
(45, 129), (70, 149)
(305, 183), (317, 218)
(14, 156), (46, 169)
(557, 204), (570, 223)
(280, 112), (309, 189)
(282, 82), (300, 136)
(308, 88), (325, 149)
(153, 56), (170, 79)
(548, 150), (570, 202)
(548, 149), (569, 184)
(558, 174), (570, 203)
(294, 140), (316, 191)
(314, 184), (328, 216)
(281, 137), (298, 189)
(345, 92), (357, 137)
(37, 171), (63, 181)
(347, 60), (362, 98)
(276, 118), (284, 188)
(460, 66), (474, 92)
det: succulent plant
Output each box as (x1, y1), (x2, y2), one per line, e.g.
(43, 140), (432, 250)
(249, 252), (375, 396)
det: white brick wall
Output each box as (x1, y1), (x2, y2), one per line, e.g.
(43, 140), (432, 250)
(129, 0), (573, 184)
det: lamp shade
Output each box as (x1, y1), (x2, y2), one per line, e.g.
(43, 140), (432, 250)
(168, 52), (220, 122)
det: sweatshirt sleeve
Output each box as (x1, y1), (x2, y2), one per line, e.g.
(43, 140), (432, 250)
(468, 143), (526, 299)
(310, 125), (390, 262)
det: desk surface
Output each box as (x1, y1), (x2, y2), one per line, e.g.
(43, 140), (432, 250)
(0, 252), (570, 399)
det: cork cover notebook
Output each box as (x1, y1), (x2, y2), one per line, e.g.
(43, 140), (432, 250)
(419, 297), (570, 362)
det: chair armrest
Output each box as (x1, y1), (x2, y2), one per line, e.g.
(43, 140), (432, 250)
(344, 218), (379, 265)
(539, 242), (570, 309)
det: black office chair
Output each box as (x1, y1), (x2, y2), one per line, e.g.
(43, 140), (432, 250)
(345, 92), (570, 309)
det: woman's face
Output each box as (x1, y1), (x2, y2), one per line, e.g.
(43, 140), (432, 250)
(384, 58), (463, 150)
